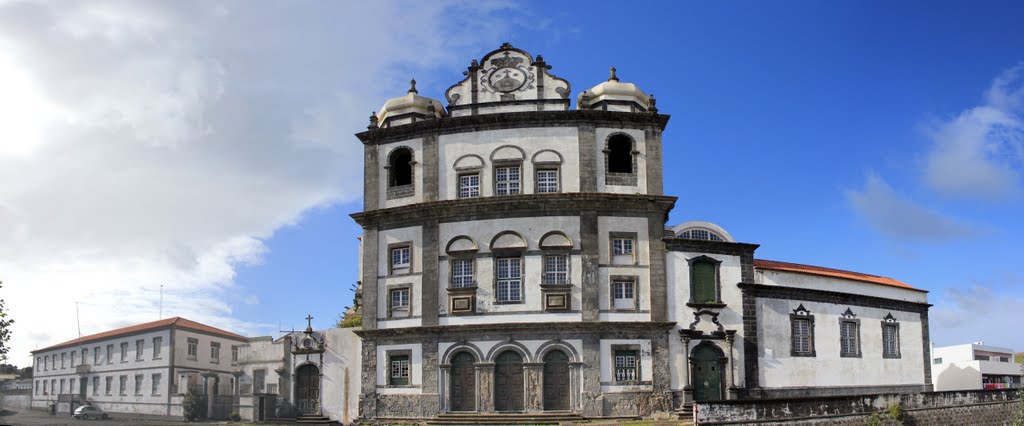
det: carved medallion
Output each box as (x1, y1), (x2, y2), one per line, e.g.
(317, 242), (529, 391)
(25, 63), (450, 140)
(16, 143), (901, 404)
(481, 52), (534, 94)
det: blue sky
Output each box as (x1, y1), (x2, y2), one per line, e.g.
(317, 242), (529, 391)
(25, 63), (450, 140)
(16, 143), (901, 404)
(2, 1), (1022, 365)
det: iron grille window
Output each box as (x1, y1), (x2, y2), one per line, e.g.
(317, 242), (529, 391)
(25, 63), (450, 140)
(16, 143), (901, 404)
(458, 174), (480, 198)
(390, 355), (410, 386)
(614, 350), (639, 382)
(496, 257), (522, 303)
(536, 169), (558, 193)
(543, 254), (568, 284)
(791, 318), (812, 355)
(495, 166), (521, 195)
(451, 259), (474, 288)
(612, 280), (635, 310)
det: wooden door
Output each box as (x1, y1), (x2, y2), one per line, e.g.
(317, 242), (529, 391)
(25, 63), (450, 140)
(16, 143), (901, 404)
(692, 344), (723, 402)
(450, 352), (476, 412)
(542, 350), (570, 411)
(494, 351), (524, 412)
(295, 364), (320, 415)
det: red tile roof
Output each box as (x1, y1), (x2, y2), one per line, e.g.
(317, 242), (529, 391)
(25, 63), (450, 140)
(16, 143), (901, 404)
(753, 259), (925, 292)
(33, 317), (246, 353)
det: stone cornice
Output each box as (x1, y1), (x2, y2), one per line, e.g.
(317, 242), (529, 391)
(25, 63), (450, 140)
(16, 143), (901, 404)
(737, 282), (932, 313)
(351, 193), (677, 228)
(355, 110), (671, 145)
(354, 321), (676, 339)
(664, 238), (760, 256)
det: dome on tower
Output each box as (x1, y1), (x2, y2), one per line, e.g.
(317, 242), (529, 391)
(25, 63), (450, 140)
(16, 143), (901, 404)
(375, 79), (446, 128)
(578, 67), (656, 113)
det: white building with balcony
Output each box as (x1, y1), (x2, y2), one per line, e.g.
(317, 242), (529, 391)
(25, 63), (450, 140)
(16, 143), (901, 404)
(932, 343), (1023, 391)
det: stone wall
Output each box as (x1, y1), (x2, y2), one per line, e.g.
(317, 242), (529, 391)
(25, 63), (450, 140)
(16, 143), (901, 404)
(695, 389), (1020, 425)
(0, 393), (31, 410)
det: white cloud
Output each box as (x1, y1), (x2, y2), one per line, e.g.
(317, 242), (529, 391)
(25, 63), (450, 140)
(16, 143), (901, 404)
(931, 284), (1024, 350)
(0, 1), (513, 364)
(846, 173), (976, 242)
(923, 64), (1024, 201)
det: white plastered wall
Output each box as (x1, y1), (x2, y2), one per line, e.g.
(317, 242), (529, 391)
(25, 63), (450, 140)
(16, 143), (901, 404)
(597, 216), (650, 321)
(377, 226), (424, 329)
(665, 251), (746, 391)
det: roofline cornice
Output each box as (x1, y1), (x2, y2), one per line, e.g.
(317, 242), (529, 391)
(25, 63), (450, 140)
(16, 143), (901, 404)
(355, 110), (671, 145)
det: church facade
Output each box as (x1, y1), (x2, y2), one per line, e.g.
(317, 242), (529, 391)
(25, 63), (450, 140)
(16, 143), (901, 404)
(351, 43), (931, 421)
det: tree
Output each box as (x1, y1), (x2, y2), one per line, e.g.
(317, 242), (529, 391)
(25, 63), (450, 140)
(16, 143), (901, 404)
(182, 387), (203, 421)
(0, 281), (12, 363)
(19, 366), (32, 378)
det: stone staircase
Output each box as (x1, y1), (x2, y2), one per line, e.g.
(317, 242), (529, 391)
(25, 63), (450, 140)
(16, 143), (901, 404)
(675, 403), (695, 424)
(296, 413), (338, 425)
(426, 412), (587, 425)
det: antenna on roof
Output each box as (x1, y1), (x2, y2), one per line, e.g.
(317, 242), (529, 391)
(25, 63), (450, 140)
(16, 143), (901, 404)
(76, 302), (82, 340)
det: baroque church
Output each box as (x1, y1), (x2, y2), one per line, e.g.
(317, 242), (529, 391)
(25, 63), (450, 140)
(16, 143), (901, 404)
(349, 43), (933, 421)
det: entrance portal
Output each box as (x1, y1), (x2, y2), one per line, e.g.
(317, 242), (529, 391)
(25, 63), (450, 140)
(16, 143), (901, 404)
(295, 364), (320, 415)
(542, 350), (570, 411)
(692, 342), (724, 402)
(449, 352), (476, 412)
(494, 351), (524, 412)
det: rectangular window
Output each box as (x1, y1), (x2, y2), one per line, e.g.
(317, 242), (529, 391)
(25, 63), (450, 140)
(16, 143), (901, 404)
(59, 378), (64, 394)
(61, 353), (65, 369)
(389, 354), (410, 386)
(71, 351), (76, 367)
(43, 380), (47, 395)
(791, 318), (813, 356)
(92, 377), (98, 395)
(210, 342), (220, 363)
(883, 323), (900, 358)
(187, 338), (198, 360)
(389, 287), (410, 318)
(253, 369), (266, 393)
(153, 337), (163, 359)
(35, 380), (39, 395)
(43, 356), (48, 371)
(119, 375), (127, 395)
(134, 375), (143, 395)
(391, 246), (410, 272)
(614, 350), (639, 382)
(496, 257), (522, 303)
(82, 348), (87, 366)
(120, 342), (128, 362)
(51, 379), (55, 395)
(106, 344), (113, 364)
(136, 339), (144, 361)
(999, 356), (1010, 363)
(495, 166), (521, 195)
(612, 280), (636, 310)
(105, 377), (112, 395)
(840, 320), (860, 357)
(536, 169), (559, 193)
(94, 347), (100, 364)
(152, 374), (161, 395)
(70, 378), (75, 394)
(458, 173), (480, 198)
(451, 258), (474, 288)
(543, 254), (569, 285)
(933, 357), (943, 364)
(52, 355), (56, 369)
(36, 357), (40, 371)
(612, 238), (634, 255)
(231, 346), (239, 364)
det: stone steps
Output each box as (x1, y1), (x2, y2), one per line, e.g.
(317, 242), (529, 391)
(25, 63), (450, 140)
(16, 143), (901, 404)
(425, 412), (588, 425)
(297, 414), (338, 425)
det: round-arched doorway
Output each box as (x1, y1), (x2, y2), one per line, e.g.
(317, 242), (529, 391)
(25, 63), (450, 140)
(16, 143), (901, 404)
(542, 350), (570, 411)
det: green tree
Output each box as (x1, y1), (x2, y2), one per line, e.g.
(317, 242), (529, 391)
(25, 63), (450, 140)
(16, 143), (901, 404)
(182, 387), (203, 421)
(0, 281), (12, 363)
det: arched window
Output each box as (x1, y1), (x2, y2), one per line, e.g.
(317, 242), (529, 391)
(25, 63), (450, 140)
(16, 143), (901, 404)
(678, 228), (725, 242)
(605, 134), (637, 186)
(387, 147), (414, 199)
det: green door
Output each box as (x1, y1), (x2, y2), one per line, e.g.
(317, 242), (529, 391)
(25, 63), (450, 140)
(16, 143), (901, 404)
(692, 344), (722, 401)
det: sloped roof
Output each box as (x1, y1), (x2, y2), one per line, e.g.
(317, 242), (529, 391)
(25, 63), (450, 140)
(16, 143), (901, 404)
(753, 259), (925, 292)
(33, 317), (246, 353)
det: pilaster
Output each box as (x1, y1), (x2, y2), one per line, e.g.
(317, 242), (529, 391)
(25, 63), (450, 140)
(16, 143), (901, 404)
(580, 211), (600, 321)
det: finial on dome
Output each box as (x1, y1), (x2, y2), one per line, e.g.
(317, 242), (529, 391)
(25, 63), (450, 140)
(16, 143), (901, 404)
(609, 66), (619, 82)
(368, 111), (379, 129)
(408, 79), (418, 94)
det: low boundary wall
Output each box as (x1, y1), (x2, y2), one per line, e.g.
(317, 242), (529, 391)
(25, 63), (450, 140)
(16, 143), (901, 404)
(695, 389), (1020, 425)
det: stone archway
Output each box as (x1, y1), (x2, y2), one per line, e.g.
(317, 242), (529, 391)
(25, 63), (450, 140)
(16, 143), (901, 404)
(449, 352), (476, 412)
(494, 351), (524, 412)
(691, 342), (725, 402)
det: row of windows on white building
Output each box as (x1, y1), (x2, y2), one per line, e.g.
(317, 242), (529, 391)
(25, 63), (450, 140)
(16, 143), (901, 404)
(35, 374), (162, 397)
(36, 338), (239, 372)
(789, 305), (902, 359)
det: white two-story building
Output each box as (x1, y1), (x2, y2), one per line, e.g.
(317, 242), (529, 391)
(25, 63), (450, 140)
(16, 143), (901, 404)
(932, 343), (1022, 391)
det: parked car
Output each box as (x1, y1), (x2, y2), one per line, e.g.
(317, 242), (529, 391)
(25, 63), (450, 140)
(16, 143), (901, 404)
(72, 405), (108, 420)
